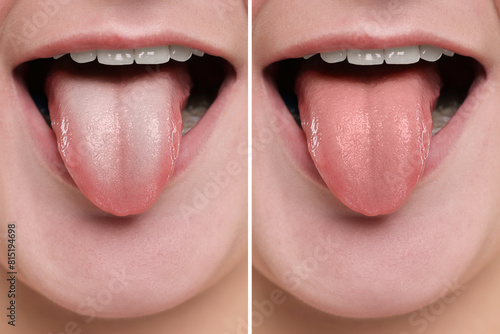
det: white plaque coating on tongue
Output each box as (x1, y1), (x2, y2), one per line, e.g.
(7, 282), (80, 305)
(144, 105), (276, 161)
(46, 64), (191, 216)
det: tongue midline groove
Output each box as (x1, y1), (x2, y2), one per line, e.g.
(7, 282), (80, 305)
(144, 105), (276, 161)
(272, 53), (477, 136)
(20, 54), (228, 135)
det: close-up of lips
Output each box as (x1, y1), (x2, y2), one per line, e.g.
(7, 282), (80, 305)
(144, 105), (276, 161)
(2, 0), (500, 333)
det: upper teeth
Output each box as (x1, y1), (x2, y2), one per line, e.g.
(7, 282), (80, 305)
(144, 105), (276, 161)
(308, 45), (454, 65)
(54, 45), (204, 65)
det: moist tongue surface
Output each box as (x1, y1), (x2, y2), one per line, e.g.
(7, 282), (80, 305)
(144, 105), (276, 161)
(46, 61), (191, 216)
(296, 62), (442, 216)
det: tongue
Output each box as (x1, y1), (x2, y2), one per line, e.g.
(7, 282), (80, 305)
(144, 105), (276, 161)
(296, 63), (441, 216)
(46, 62), (191, 216)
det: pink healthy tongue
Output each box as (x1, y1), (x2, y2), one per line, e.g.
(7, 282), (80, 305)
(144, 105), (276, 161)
(46, 62), (191, 216)
(296, 63), (442, 216)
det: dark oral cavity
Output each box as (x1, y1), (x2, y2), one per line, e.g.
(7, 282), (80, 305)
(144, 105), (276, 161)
(46, 60), (191, 216)
(296, 62), (442, 216)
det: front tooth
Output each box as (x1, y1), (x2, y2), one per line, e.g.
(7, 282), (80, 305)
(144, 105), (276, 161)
(170, 45), (193, 62)
(347, 49), (384, 65)
(134, 46), (170, 64)
(303, 54), (315, 60)
(320, 50), (347, 64)
(53, 54), (66, 60)
(97, 49), (134, 65)
(70, 50), (97, 64)
(384, 46), (420, 65)
(419, 45), (443, 62)
(192, 49), (204, 57)
(443, 49), (454, 57)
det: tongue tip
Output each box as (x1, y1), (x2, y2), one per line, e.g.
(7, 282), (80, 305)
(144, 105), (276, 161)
(93, 197), (156, 217)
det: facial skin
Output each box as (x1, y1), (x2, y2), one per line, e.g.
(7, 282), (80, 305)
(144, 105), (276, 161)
(0, 0), (247, 333)
(253, 0), (500, 332)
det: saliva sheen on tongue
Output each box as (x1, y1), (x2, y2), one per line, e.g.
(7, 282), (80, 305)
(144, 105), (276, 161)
(295, 61), (442, 216)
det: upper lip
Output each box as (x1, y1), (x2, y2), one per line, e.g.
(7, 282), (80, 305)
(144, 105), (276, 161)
(254, 18), (496, 72)
(252, 0), (500, 69)
(0, 8), (246, 70)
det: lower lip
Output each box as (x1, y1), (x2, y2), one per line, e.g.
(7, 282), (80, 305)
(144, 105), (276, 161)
(263, 65), (490, 191)
(13, 68), (236, 192)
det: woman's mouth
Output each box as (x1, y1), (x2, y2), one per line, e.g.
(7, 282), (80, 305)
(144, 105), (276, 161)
(0, 0), (248, 320)
(14, 42), (233, 216)
(266, 42), (486, 216)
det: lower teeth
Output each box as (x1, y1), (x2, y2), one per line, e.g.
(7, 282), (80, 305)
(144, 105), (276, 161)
(431, 93), (461, 135)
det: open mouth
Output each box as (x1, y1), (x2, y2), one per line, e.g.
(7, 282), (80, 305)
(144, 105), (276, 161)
(14, 44), (233, 217)
(266, 44), (486, 216)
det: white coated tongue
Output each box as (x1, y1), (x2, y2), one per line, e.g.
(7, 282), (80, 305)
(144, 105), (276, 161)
(46, 62), (191, 216)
